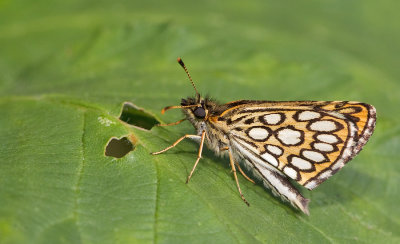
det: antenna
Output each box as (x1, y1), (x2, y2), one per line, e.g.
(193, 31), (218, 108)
(177, 57), (199, 97)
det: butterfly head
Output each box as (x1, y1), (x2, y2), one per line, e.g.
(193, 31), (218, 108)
(180, 96), (208, 121)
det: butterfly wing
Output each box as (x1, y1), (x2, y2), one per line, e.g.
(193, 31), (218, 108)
(212, 101), (376, 190)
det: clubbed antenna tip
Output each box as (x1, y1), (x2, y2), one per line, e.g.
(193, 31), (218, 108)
(177, 57), (199, 97)
(177, 57), (184, 66)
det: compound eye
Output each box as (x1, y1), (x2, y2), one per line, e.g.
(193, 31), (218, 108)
(193, 107), (206, 118)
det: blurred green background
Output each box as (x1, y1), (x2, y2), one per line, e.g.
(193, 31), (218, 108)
(1, 0), (399, 243)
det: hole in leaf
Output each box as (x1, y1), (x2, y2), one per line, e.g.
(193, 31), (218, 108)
(105, 136), (135, 158)
(119, 102), (158, 130)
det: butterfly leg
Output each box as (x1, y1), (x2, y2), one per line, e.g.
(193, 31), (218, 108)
(236, 163), (255, 184)
(220, 147), (255, 184)
(151, 134), (201, 155)
(186, 131), (206, 183)
(228, 148), (250, 206)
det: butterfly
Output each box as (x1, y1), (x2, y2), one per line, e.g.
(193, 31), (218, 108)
(152, 57), (376, 215)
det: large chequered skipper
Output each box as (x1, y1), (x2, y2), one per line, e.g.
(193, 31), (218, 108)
(152, 57), (376, 214)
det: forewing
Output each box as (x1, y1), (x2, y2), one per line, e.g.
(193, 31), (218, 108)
(215, 101), (376, 190)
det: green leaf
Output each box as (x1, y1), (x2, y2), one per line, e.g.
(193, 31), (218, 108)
(1, 0), (399, 243)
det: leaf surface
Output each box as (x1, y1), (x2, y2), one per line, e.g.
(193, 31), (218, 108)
(0, 0), (399, 243)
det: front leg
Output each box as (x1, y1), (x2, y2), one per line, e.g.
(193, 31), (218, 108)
(151, 134), (202, 155)
(186, 131), (206, 183)
(151, 131), (207, 184)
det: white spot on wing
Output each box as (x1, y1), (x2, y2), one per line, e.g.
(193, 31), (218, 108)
(283, 166), (298, 180)
(313, 142), (334, 152)
(248, 127), (269, 140)
(332, 159), (345, 170)
(277, 128), (302, 145)
(290, 156), (313, 170)
(305, 180), (317, 190)
(317, 134), (339, 143)
(320, 170), (332, 179)
(267, 145), (283, 156)
(298, 111), (321, 121)
(309, 120), (337, 132)
(263, 113), (282, 125)
(261, 152), (279, 167)
(302, 150), (326, 162)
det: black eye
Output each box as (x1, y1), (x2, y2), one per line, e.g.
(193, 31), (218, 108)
(193, 107), (206, 118)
